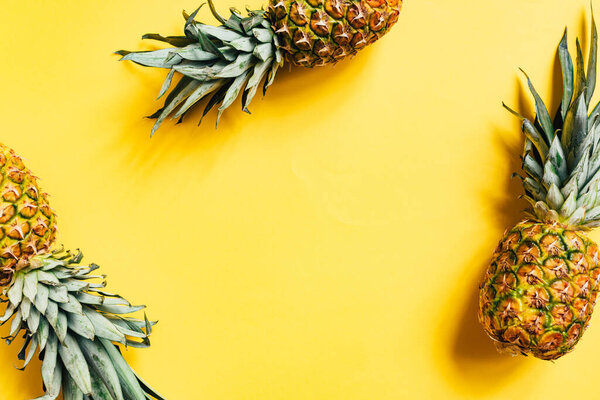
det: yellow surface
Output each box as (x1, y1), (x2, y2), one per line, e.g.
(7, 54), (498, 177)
(1, 0), (600, 399)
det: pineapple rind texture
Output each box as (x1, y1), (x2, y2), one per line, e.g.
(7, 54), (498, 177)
(0, 250), (165, 400)
(0, 144), (57, 285)
(479, 220), (600, 360)
(268, 0), (402, 67)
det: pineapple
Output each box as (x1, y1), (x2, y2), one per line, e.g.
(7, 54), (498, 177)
(0, 144), (164, 399)
(269, 0), (400, 66)
(478, 14), (600, 360)
(116, 0), (402, 135)
(0, 144), (57, 283)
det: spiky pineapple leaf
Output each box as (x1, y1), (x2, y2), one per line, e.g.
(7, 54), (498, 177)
(587, 13), (598, 106)
(0, 250), (166, 400)
(563, 93), (589, 168)
(558, 29), (574, 123)
(521, 69), (554, 144)
(505, 9), (600, 227)
(117, 0), (283, 135)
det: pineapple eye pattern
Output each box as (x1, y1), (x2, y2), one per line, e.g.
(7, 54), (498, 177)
(480, 222), (600, 360)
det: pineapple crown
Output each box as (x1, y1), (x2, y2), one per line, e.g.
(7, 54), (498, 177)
(507, 12), (600, 229)
(116, 1), (283, 136)
(1, 250), (164, 400)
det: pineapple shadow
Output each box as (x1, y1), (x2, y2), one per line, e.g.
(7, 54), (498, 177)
(448, 141), (528, 386)
(449, 78), (548, 386)
(110, 48), (371, 180)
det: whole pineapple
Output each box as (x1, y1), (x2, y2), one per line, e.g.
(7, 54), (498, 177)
(0, 143), (165, 399)
(0, 144), (57, 283)
(478, 14), (600, 360)
(116, 0), (402, 135)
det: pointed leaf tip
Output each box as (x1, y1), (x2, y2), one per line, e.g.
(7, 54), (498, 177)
(586, 8), (598, 105)
(519, 68), (554, 143)
(557, 26), (574, 122)
(208, 0), (228, 24)
(185, 4), (204, 25)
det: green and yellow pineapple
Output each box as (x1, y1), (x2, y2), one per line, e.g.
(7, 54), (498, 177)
(0, 143), (165, 399)
(478, 15), (600, 360)
(116, 0), (402, 135)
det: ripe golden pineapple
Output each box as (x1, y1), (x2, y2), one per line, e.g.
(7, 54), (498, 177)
(116, 0), (402, 135)
(0, 143), (164, 399)
(269, 0), (401, 66)
(0, 144), (56, 284)
(480, 221), (599, 359)
(478, 15), (600, 360)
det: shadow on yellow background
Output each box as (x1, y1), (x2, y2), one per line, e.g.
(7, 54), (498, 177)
(111, 49), (370, 177)
(439, 121), (528, 393)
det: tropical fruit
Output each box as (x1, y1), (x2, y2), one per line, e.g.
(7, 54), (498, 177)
(0, 143), (164, 399)
(116, 0), (402, 135)
(478, 14), (600, 360)
(269, 0), (400, 66)
(0, 143), (56, 284)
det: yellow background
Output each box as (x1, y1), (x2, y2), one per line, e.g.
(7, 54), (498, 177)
(1, 0), (599, 399)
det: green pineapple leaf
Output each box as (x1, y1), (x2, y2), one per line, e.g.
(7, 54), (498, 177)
(0, 250), (166, 400)
(557, 29), (574, 123)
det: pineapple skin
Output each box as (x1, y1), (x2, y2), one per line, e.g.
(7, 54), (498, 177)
(0, 144), (57, 284)
(479, 220), (600, 360)
(268, 0), (402, 67)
